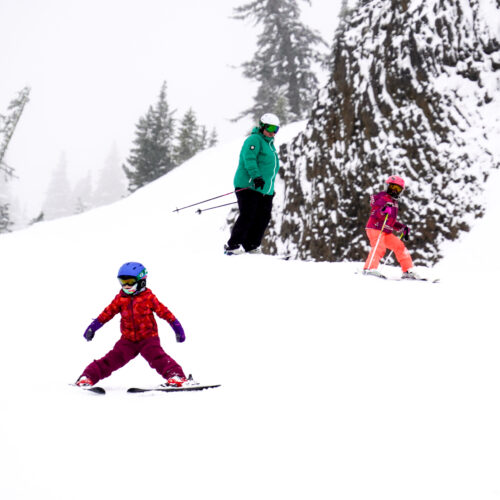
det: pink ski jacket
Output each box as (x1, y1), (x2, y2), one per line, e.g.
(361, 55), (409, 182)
(365, 191), (405, 234)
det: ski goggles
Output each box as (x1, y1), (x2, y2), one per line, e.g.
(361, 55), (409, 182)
(118, 277), (137, 286)
(263, 123), (279, 133)
(388, 184), (403, 194)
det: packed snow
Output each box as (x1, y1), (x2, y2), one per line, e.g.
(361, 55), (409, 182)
(0, 123), (499, 500)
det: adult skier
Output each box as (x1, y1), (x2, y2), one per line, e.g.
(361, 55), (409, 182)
(224, 113), (280, 255)
(75, 262), (195, 388)
(363, 176), (420, 279)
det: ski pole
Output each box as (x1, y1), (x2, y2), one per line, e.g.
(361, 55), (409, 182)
(366, 213), (389, 270)
(173, 188), (247, 213)
(381, 231), (404, 266)
(196, 201), (238, 214)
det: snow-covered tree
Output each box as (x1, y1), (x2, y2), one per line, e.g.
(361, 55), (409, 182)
(0, 177), (13, 233)
(123, 81), (176, 192)
(264, 0), (500, 265)
(0, 86), (30, 230)
(73, 170), (93, 214)
(207, 128), (218, 148)
(93, 144), (127, 207)
(0, 203), (12, 233)
(233, 0), (325, 124)
(173, 109), (218, 164)
(8, 195), (28, 230)
(174, 109), (203, 165)
(0, 86), (30, 176)
(42, 153), (73, 220)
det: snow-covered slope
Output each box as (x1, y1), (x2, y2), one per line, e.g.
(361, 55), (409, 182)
(0, 127), (499, 500)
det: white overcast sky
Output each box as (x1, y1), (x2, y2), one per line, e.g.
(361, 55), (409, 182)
(0, 0), (344, 213)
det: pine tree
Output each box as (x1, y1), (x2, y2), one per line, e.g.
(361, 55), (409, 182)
(0, 203), (12, 233)
(0, 86), (30, 176)
(0, 176), (12, 233)
(123, 82), (176, 192)
(198, 125), (208, 150)
(233, 0), (325, 123)
(93, 144), (127, 207)
(192, 125), (218, 150)
(0, 86), (30, 231)
(42, 153), (73, 220)
(174, 109), (203, 165)
(73, 171), (93, 214)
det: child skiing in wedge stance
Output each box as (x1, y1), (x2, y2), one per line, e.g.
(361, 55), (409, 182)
(363, 176), (420, 279)
(76, 262), (195, 388)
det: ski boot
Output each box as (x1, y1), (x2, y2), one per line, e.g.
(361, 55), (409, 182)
(224, 244), (245, 256)
(163, 374), (198, 388)
(245, 247), (262, 255)
(76, 375), (94, 387)
(362, 269), (385, 278)
(401, 269), (421, 280)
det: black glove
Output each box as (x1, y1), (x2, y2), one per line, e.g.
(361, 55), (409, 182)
(253, 176), (265, 190)
(402, 225), (410, 241)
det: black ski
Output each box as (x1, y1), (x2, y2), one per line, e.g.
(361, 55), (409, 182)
(127, 384), (220, 394)
(71, 384), (106, 395)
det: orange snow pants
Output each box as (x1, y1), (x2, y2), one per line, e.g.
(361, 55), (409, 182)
(364, 229), (413, 272)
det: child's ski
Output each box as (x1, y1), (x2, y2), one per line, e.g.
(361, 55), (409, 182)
(377, 274), (440, 283)
(393, 276), (440, 283)
(127, 384), (220, 394)
(357, 269), (439, 283)
(71, 384), (106, 395)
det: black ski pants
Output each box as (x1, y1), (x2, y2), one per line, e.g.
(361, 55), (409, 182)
(227, 188), (274, 252)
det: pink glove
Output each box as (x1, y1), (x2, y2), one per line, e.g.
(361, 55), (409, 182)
(381, 203), (394, 215)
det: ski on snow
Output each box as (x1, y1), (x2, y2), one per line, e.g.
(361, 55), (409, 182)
(358, 270), (440, 283)
(71, 384), (220, 394)
(71, 384), (106, 395)
(127, 384), (221, 394)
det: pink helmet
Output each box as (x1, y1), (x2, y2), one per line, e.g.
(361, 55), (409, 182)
(385, 175), (405, 189)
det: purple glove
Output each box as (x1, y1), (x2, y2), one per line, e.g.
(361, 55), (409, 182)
(171, 319), (185, 343)
(84, 318), (103, 341)
(402, 225), (410, 241)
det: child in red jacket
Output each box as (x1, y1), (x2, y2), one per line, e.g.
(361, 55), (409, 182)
(76, 262), (192, 388)
(363, 176), (419, 279)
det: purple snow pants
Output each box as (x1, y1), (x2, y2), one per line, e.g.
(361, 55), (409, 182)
(82, 336), (185, 384)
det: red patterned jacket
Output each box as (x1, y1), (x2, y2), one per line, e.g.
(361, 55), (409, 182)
(97, 288), (176, 342)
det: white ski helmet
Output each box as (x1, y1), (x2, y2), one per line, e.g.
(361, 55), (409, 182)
(259, 113), (280, 131)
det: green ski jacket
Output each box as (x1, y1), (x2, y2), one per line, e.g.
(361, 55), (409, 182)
(233, 127), (280, 195)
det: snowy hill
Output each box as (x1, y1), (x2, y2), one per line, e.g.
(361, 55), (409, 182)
(0, 124), (499, 500)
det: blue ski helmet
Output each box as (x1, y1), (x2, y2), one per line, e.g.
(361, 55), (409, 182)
(117, 262), (148, 281)
(117, 262), (148, 295)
